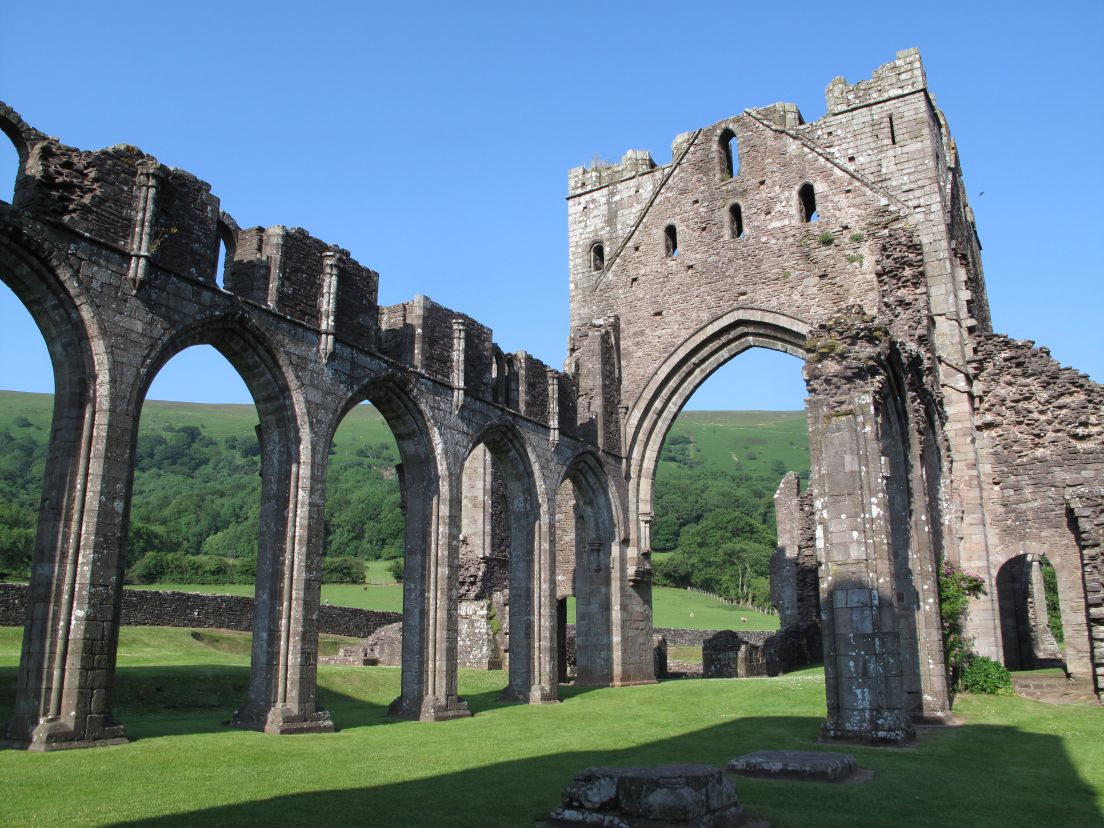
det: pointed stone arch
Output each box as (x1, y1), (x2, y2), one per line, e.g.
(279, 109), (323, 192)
(126, 313), (318, 734)
(0, 225), (121, 749)
(557, 448), (622, 686)
(330, 374), (470, 722)
(464, 420), (555, 703)
(623, 306), (810, 544)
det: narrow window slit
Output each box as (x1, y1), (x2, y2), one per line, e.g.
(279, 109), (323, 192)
(729, 203), (744, 239)
(719, 128), (738, 178)
(590, 242), (605, 272)
(798, 183), (818, 223)
(664, 225), (679, 257)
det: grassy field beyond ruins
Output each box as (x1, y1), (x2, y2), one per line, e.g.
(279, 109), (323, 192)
(0, 626), (1100, 827)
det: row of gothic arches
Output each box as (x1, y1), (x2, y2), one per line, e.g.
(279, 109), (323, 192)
(0, 212), (626, 745)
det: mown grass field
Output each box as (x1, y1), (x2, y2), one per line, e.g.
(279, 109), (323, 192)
(0, 626), (1100, 827)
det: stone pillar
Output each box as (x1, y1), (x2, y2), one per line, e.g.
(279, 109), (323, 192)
(393, 457), (469, 721)
(808, 391), (914, 744)
(7, 391), (132, 750)
(576, 536), (613, 686)
(235, 434), (333, 735)
(610, 508), (655, 687)
(771, 473), (803, 628)
(556, 598), (569, 682)
(1026, 558), (1062, 664)
(502, 490), (557, 704)
(902, 428), (951, 722)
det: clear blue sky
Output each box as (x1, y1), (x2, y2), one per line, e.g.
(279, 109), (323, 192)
(1, 1), (1100, 411)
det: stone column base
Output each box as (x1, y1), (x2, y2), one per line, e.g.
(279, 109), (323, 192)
(820, 719), (915, 746)
(387, 694), (471, 722)
(231, 704), (334, 734)
(499, 684), (559, 704)
(4, 715), (128, 752)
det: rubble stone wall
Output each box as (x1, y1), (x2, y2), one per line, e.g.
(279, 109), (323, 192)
(971, 335), (1104, 690)
(0, 583), (401, 639)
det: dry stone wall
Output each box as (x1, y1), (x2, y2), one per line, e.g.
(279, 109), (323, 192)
(0, 584), (401, 639)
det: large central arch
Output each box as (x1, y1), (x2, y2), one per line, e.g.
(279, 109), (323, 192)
(623, 306), (810, 550)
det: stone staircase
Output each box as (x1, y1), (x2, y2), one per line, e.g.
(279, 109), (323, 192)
(1012, 674), (1100, 705)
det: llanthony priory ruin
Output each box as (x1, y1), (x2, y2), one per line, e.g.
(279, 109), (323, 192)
(0, 49), (1100, 751)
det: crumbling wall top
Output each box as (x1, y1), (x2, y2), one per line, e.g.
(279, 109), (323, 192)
(567, 149), (656, 196)
(825, 48), (927, 115)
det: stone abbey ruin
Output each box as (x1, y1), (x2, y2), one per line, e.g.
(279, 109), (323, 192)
(1, 48), (1100, 751)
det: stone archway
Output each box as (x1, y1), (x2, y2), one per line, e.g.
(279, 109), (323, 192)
(129, 315), (319, 735)
(623, 307), (810, 559)
(612, 308), (813, 691)
(556, 450), (622, 687)
(0, 229), (119, 750)
(329, 376), (470, 722)
(462, 422), (555, 704)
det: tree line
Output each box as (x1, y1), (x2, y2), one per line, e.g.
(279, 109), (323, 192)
(0, 408), (403, 584)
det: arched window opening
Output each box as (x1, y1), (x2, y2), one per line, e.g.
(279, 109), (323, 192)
(997, 553), (1066, 672)
(798, 183), (818, 223)
(1039, 556), (1065, 650)
(0, 134), (17, 204)
(504, 355), (520, 410)
(729, 203), (745, 239)
(664, 224), (679, 258)
(590, 242), (605, 272)
(719, 128), (739, 178)
(492, 348), (507, 405)
(215, 221), (236, 290)
(649, 348), (809, 674)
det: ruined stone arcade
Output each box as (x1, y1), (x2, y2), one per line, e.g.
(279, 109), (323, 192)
(1, 48), (1100, 751)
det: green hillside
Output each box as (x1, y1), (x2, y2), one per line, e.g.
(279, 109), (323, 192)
(0, 390), (403, 583)
(662, 410), (809, 478)
(0, 391), (810, 616)
(650, 409), (809, 609)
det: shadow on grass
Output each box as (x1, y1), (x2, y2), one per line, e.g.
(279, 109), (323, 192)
(0, 664), (398, 740)
(102, 713), (1102, 828)
(0, 665), (609, 741)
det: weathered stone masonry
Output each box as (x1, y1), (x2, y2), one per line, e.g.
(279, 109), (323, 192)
(1, 48), (1100, 752)
(565, 48), (1101, 740)
(0, 99), (628, 749)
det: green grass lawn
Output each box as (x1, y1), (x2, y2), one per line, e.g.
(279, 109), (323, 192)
(1, 626), (1100, 827)
(651, 586), (778, 630)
